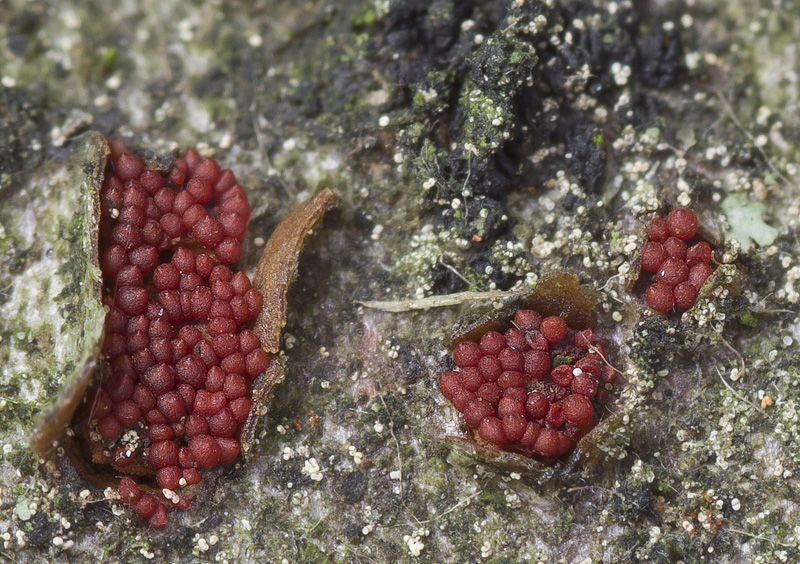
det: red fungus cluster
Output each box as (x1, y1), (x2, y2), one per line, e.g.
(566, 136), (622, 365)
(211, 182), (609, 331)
(640, 207), (713, 313)
(91, 147), (269, 528)
(438, 310), (613, 458)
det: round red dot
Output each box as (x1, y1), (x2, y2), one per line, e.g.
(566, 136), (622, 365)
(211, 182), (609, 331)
(640, 241), (666, 273)
(562, 394), (594, 426)
(541, 316), (568, 343)
(666, 207), (698, 240)
(453, 341), (482, 368)
(478, 416), (508, 445)
(645, 282), (675, 313)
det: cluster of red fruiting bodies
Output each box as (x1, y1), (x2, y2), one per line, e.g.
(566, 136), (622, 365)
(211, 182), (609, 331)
(641, 207), (713, 313)
(439, 310), (614, 457)
(92, 147), (269, 528)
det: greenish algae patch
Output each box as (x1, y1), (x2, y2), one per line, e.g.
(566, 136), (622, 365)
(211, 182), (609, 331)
(0, 132), (107, 452)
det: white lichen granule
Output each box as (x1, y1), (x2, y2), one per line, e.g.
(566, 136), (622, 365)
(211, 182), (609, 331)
(302, 458), (324, 481)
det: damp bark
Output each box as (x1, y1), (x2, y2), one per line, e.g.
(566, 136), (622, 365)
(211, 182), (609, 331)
(1, 0), (800, 563)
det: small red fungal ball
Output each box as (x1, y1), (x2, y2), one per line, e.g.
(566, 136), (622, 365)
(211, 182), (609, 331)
(575, 357), (601, 379)
(503, 386), (527, 404)
(143, 363), (175, 395)
(673, 282), (699, 309)
(147, 423), (173, 442)
(546, 402), (566, 427)
(173, 190), (196, 215)
(550, 364), (575, 387)
(688, 262), (712, 290)
(182, 468), (201, 485)
(139, 170), (164, 195)
(532, 427), (562, 457)
(194, 389), (227, 417)
(478, 416), (508, 445)
(655, 257), (689, 288)
(102, 244), (129, 277)
(149, 440), (179, 469)
(175, 354), (206, 388)
(479, 331), (505, 356)
(116, 286), (149, 316)
(476, 355), (501, 383)
(185, 413), (210, 437)
(519, 422), (541, 447)
(230, 271), (251, 295)
(686, 241), (712, 265)
(574, 329), (593, 349)
(464, 399), (495, 429)
(648, 216), (669, 242)
(148, 503), (167, 529)
(504, 328), (528, 351)
(133, 493), (159, 520)
(156, 465), (182, 491)
(244, 288), (263, 317)
(562, 394), (594, 426)
(212, 332), (240, 359)
(114, 153), (145, 181)
(157, 390), (186, 422)
(502, 414), (527, 442)
(194, 216), (225, 248)
(154, 187), (176, 213)
(219, 213), (247, 240)
(118, 205), (146, 226)
(457, 367), (483, 392)
(514, 309), (542, 332)
(497, 347), (524, 371)
(497, 396), (525, 419)
(666, 207), (698, 240)
(186, 178), (213, 204)
(214, 169), (237, 196)
(525, 392), (549, 420)
(645, 282), (675, 313)
(571, 373), (598, 398)
(526, 330), (550, 352)
(245, 348), (270, 378)
(498, 370), (525, 389)
(476, 382), (502, 405)
(97, 414), (123, 440)
(190, 435), (221, 468)
(223, 373), (248, 400)
(215, 237), (242, 264)
(149, 338), (171, 363)
(105, 371), (135, 402)
(116, 265), (144, 287)
(640, 241), (666, 273)
(228, 397), (251, 423)
(540, 316), (567, 343)
(663, 237), (687, 260)
(451, 388), (475, 412)
(221, 351), (246, 375)
(453, 341), (482, 368)
(145, 409), (168, 425)
(118, 477), (141, 504)
(177, 447), (194, 469)
(113, 399), (141, 427)
(523, 350), (551, 380)
(216, 437), (241, 465)
(207, 407), (238, 437)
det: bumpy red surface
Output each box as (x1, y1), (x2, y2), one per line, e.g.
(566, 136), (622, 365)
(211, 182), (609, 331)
(641, 208), (713, 313)
(438, 310), (614, 458)
(92, 148), (267, 528)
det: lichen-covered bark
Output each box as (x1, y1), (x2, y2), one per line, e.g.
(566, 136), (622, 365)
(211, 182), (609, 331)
(1, 0), (800, 562)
